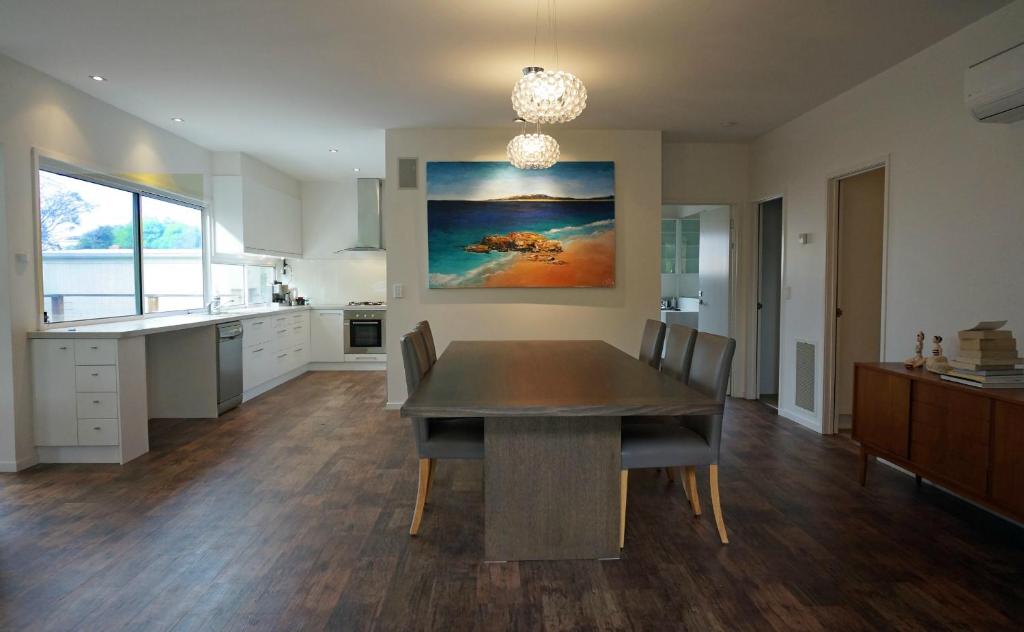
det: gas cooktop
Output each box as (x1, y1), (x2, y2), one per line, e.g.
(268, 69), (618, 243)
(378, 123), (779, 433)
(347, 301), (385, 306)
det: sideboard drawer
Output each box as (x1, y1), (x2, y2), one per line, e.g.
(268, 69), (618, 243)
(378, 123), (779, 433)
(991, 402), (1024, 517)
(853, 367), (910, 457)
(910, 383), (991, 495)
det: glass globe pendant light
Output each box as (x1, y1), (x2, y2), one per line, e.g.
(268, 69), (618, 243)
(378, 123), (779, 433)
(512, 0), (587, 124)
(512, 66), (587, 124)
(507, 120), (560, 170)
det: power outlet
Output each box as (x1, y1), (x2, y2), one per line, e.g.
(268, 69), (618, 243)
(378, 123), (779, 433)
(393, 283), (404, 299)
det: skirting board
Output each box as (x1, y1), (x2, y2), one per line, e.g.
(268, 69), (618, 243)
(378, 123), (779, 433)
(37, 446), (122, 464)
(777, 405), (821, 434)
(385, 401), (404, 411)
(0, 454), (40, 472)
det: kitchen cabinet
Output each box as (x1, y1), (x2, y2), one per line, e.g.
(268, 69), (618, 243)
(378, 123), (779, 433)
(241, 311), (310, 393)
(32, 337), (148, 464)
(310, 310), (345, 363)
(212, 175), (302, 257)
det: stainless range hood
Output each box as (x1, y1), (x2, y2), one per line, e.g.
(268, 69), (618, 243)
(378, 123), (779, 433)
(339, 178), (384, 251)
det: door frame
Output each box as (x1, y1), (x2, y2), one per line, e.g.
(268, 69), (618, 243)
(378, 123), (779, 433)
(822, 156), (891, 435)
(660, 201), (736, 392)
(752, 195), (786, 402)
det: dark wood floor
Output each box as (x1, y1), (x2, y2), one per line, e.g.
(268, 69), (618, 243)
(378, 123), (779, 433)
(1, 372), (1021, 631)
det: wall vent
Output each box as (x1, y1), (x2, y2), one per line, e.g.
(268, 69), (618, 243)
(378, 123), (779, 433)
(795, 340), (816, 412)
(398, 158), (418, 189)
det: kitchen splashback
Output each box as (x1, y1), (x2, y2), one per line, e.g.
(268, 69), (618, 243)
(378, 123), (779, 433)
(286, 255), (386, 305)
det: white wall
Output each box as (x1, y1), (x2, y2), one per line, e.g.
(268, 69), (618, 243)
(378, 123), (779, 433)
(288, 180), (387, 305)
(383, 128), (662, 405)
(750, 0), (1024, 431)
(0, 54), (212, 470)
(661, 142), (754, 397)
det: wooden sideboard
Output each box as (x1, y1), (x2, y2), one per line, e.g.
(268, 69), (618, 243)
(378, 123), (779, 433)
(853, 362), (1024, 523)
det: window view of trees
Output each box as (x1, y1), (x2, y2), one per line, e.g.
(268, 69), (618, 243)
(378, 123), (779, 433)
(39, 169), (205, 322)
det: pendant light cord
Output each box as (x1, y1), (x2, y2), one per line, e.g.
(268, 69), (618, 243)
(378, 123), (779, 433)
(532, 0), (560, 68)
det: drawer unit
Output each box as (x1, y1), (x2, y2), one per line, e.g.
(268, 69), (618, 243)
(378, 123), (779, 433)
(76, 392), (119, 419)
(243, 317), (272, 347)
(74, 339), (117, 365)
(75, 365), (117, 392)
(77, 419), (119, 446)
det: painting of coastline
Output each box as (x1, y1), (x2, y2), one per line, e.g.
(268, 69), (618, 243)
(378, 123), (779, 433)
(426, 161), (615, 288)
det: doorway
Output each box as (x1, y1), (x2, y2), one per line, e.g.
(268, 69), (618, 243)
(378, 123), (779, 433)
(756, 198), (783, 410)
(659, 205), (731, 337)
(828, 166), (886, 432)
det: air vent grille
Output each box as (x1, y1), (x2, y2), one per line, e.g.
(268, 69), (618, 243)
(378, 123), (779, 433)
(398, 158), (418, 189)
(795, 340), (816, 412)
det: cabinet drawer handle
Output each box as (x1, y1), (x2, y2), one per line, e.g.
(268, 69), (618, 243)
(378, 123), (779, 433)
(92, 400), (101, 404)
(254, 348), (264, 353)
(277, 353), (288, 359)
(91, 372), (99, 377)
(93, 426), (101, 431)
(90, 346), (99, 350)
(253, 321), (265, 325)
(59, 346), (68, 350)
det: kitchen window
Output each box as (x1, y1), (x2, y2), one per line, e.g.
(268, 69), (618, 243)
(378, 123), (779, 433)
(211, 263), (275, 307)
(38, 164), (206, 324)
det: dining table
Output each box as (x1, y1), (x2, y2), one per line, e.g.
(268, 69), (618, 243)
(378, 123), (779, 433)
(400, 339), (723, 561)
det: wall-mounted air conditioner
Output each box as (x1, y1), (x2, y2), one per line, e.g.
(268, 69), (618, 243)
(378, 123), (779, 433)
(965, 41), (1024, 123)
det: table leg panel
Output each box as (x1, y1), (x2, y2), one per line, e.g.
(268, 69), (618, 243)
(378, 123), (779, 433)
(484, 416), (620, 561)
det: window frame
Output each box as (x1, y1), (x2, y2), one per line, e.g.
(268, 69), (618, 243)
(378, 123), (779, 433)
(34, 152), (211, 328)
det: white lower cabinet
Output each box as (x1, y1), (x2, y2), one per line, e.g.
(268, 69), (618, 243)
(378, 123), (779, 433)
(310, 310), (345, 362)
(241, 310), (311, 394)
(32, 336), (147, 464)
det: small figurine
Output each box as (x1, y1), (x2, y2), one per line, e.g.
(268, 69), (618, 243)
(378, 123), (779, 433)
(925, 335), (950, 373)
(904, 331), (926, 369)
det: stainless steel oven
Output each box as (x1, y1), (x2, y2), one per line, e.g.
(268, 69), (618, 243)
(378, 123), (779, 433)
(343, 309), (386, 354)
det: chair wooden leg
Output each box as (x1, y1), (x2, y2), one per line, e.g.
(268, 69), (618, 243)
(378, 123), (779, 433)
(684, 466), (701, 516)
(619, 470), (628, 549)
(709, 464), (729, 544)
(424, 458), (435, 502)
(680, 468), (689, 499)
(409, 458), (430, 536)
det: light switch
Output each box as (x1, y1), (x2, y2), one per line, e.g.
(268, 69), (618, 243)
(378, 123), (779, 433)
(393, 283), (404, 299)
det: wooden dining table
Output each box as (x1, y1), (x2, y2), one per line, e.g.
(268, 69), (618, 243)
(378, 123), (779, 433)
(400, 340), (723, 561)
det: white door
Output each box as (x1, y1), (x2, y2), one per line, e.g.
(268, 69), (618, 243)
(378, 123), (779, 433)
(32, 339), (78, 446)
(310, 310), (345, 362)
(697, 206), (731, 337)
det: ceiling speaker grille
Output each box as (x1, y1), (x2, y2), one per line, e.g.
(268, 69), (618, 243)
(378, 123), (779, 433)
(398, 158), (418, 189)
(795, 340), (816, 412)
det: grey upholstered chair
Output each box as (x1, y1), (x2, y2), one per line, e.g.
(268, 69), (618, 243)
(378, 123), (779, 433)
(660, 324), (697, 383)
(624, 323), (698, 430)
(619, 332), (736, 546)
(416, 320), (438, 366)
(638, 319), (667, 369)
(400, 329), (483, 536)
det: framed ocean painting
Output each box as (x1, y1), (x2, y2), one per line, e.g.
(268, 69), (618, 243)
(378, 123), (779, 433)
(426, 161), (615, 288)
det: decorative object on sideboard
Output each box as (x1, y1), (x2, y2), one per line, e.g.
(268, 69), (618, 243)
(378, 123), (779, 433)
(904, 330), (927, 369)
(925, 334), (950, 373)
(940, 320), (1024, 388)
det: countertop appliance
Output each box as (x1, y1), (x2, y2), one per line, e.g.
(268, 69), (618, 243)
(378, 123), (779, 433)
(217, 321), (244, 414)
(343, 308), (386, 357)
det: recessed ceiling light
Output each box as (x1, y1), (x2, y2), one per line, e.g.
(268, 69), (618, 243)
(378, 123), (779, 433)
(353, 168), (360, 172)
(329, 148), (339, 153)
(171, 117), (184, 123)
(89, 75), (106, 81)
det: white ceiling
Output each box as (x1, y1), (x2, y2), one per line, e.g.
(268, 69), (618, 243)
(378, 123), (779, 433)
(0, 0), (1009, 181)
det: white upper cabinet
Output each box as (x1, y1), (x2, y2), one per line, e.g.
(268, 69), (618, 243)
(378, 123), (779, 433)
(212, 153), (303, 258)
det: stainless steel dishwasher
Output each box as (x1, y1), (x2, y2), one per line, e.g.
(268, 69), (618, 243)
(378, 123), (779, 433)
(217, 321), (244, 414)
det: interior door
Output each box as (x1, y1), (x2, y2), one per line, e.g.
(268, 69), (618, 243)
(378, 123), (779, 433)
(835, 168), (885, 428)
(757, 200), (783, 398)
(697, 206), (731, 337)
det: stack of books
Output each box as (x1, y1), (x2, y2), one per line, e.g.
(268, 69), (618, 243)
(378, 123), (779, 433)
(941, 323), (1024, 389)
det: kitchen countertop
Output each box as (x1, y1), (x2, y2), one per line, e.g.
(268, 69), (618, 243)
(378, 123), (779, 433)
(28, 305), (312, 339)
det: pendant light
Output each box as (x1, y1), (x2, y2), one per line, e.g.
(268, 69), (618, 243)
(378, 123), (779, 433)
(507, 119), (560, 170)
(511, 0), (587, 124)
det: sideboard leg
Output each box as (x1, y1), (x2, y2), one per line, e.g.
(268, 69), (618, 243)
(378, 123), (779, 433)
(858, 447), (868, 486)
(915, 474), (922, 487)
